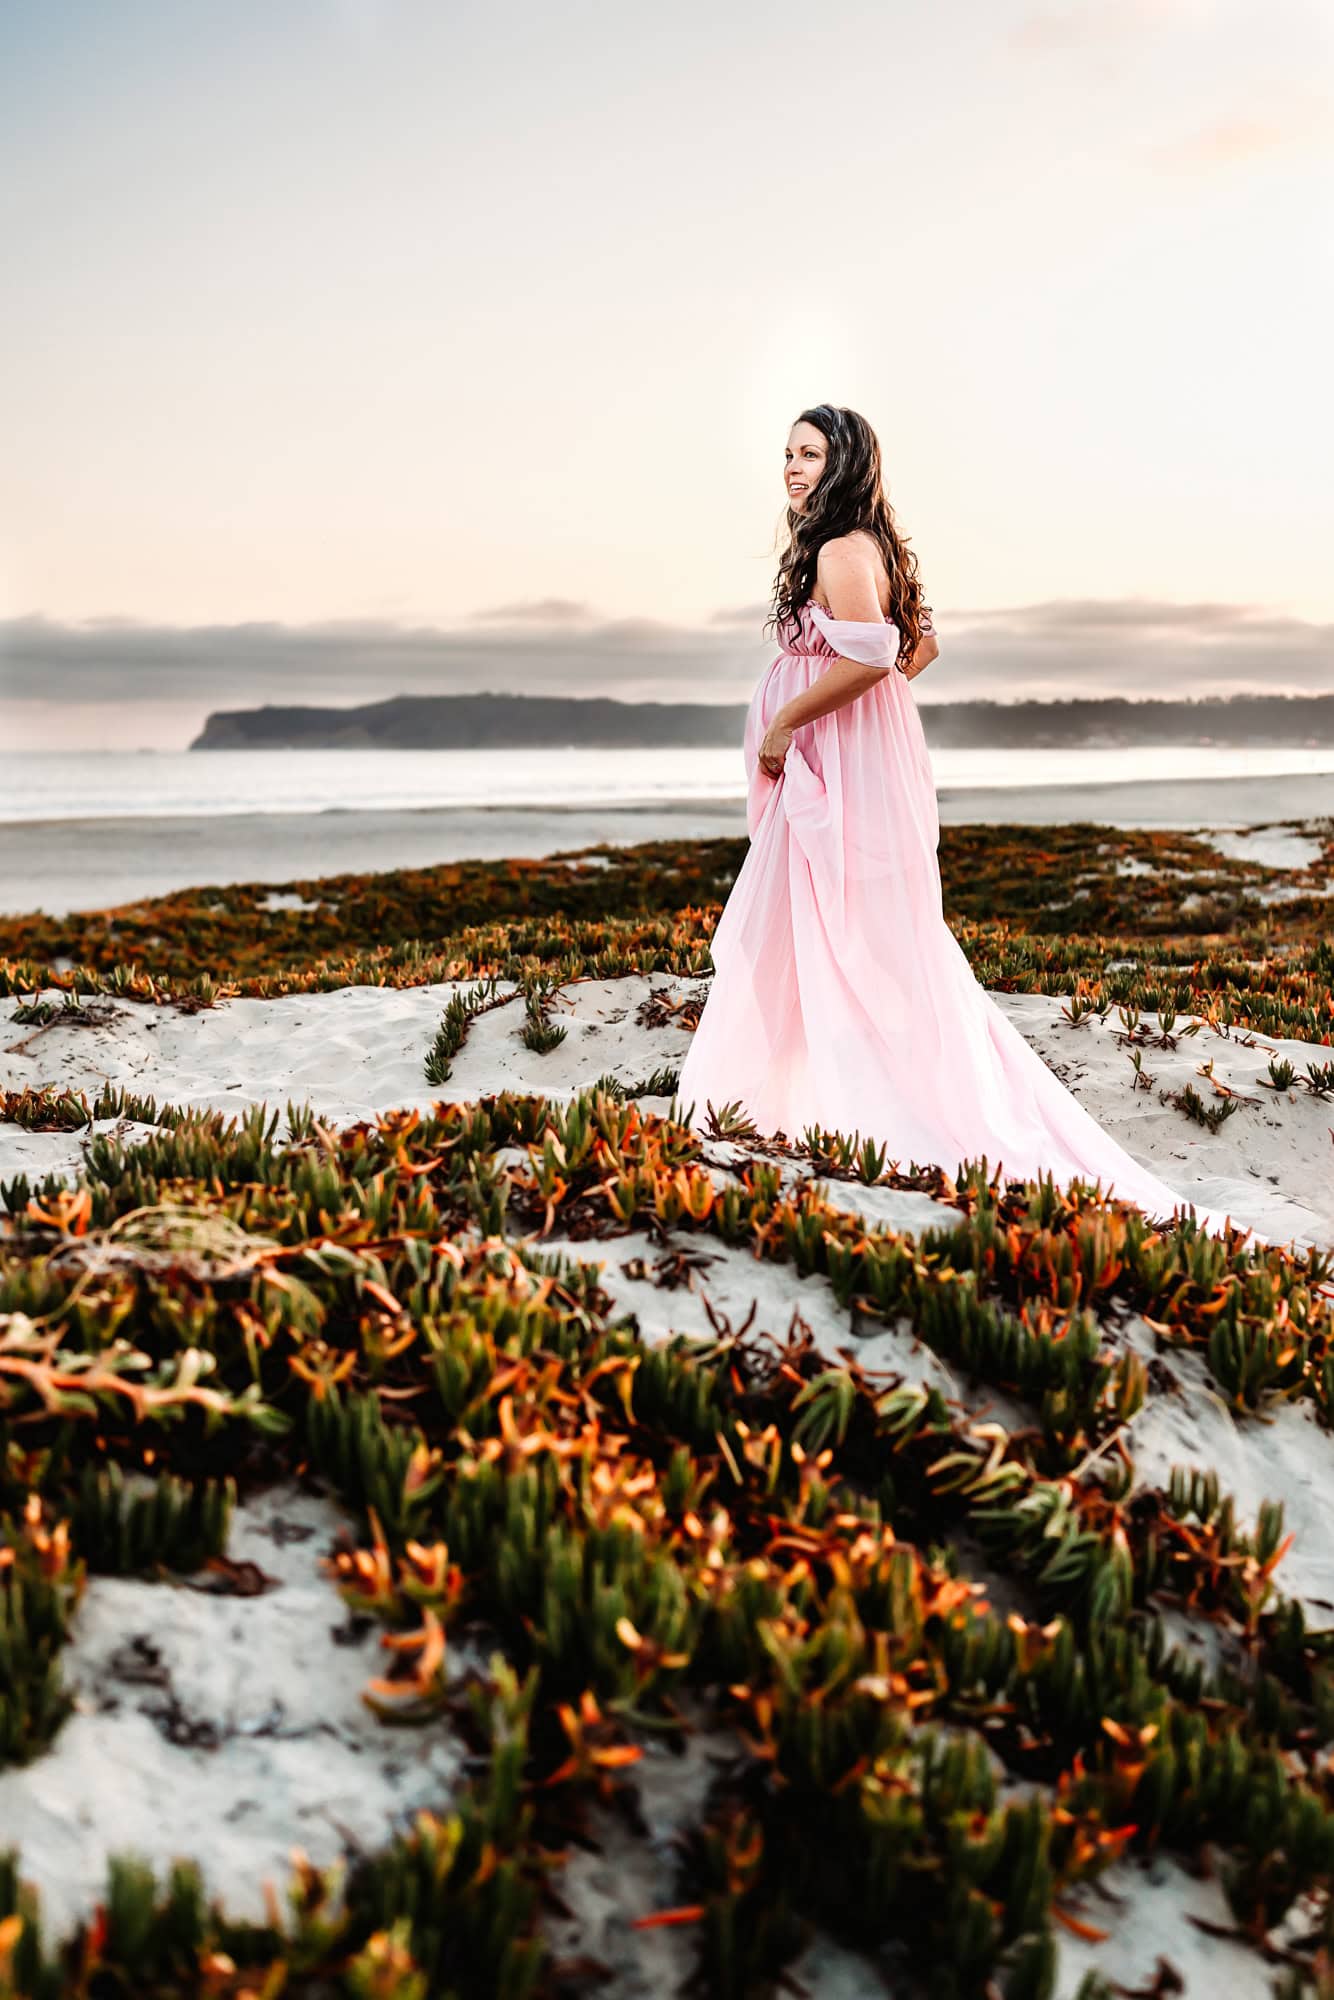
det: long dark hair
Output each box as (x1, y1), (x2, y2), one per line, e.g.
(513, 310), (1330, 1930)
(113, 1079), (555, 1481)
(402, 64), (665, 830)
(766, 404), (932, 670)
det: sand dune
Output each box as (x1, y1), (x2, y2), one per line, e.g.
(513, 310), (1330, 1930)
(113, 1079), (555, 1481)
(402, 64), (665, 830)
(4, 971), (1329, 1251)
(3, 967), (1333, 1992)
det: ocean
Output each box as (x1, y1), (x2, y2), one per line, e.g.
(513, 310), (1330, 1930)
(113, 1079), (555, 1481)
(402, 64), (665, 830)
(4, 744), (1334, 825)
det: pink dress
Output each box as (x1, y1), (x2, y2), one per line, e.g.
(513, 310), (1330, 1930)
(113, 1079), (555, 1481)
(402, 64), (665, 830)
(676, 597), (1243, 1235)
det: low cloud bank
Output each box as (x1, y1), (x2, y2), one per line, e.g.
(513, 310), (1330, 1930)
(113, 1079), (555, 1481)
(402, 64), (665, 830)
(2, 597), (1329, 751)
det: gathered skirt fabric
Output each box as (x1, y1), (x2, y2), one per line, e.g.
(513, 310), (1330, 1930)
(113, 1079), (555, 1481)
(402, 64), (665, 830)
(676, 600), (1240, 1234)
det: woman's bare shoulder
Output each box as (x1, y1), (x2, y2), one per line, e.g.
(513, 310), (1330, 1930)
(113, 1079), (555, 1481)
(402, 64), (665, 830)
(817, 528), (882, 566)
(816, 531), (891, 617)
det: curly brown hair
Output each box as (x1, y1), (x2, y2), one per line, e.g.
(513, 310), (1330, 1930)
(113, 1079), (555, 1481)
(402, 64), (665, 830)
(766, 404), (932, 671)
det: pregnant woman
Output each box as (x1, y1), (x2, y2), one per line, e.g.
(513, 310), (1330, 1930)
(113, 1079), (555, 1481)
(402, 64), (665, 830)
(677, 402), (1242, 1237)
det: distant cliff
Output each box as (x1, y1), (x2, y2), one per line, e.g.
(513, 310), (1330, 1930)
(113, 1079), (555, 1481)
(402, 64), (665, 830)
(190, 693), (749, 750)
(189, 690), (1334, 752)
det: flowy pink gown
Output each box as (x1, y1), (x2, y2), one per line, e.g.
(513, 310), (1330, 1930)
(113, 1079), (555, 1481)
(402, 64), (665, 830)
(676, 598), (1244, 1237)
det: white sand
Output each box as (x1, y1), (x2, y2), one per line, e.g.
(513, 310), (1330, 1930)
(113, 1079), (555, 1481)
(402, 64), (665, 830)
(0, 1482), (476, 1943)
(1201, 825), (1329, 872)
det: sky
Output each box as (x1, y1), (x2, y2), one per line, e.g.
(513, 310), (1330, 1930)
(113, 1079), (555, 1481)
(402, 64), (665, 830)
(1, 0), (1331, 750)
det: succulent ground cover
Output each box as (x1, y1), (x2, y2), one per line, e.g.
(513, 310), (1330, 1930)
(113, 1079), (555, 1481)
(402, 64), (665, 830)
(1, 821), (1331, 1041)
(0, 825), (1332, 1997)
(0, 1087), (1332, 1993)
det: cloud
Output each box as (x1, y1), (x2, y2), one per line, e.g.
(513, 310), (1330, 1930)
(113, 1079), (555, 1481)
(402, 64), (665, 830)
(1009, 4), (1330, 170)
(955, 598), (1309, 636)
(470, 597), (599, 625)
(710, 603), (772, 628)
(1009, 0), (1206, 51)
(0, 610), (775, 751)
(924, 599), (1333, 699)
(1146, 106), (1330, 170)
(1, 599), (1329, 750)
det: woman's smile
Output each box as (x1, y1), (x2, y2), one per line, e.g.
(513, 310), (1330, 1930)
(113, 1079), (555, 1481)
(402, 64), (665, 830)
(784, 419), (828, 509)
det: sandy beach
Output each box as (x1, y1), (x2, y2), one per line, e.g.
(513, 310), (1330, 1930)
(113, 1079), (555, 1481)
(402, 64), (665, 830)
(4, 767), (1332, 916)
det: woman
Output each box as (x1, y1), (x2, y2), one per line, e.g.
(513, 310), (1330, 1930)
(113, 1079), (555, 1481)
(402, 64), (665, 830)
(676, 403), (1243, 1237)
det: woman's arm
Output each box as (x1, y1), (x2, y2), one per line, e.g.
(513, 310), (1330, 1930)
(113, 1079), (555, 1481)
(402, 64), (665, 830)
(774, 537), (891, 732)
(905, 627), (940, 682)
(776, 655), (883, 730)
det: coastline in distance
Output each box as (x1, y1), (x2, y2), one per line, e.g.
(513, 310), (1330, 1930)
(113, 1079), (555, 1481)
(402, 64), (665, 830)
(189, 689), (1334, 752)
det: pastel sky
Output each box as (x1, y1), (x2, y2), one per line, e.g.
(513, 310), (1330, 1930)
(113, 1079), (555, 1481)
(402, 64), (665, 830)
(2, 0), (1331, 750)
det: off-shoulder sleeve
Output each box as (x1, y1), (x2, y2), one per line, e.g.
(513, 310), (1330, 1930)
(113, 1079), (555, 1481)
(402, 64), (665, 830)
(807, 602), (900, 672)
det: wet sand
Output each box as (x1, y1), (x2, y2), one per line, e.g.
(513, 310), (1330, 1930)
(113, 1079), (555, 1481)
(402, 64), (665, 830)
(2, 769), (1330, 917)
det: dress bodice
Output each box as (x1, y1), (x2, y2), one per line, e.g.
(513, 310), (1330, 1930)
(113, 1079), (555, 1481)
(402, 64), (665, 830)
(775, 600), (843, 659)
(775, 597), (935, 665)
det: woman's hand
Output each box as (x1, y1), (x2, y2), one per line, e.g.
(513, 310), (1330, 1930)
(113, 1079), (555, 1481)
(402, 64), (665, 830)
(900, 631), (939, 682)
(758, 716), (793, 778)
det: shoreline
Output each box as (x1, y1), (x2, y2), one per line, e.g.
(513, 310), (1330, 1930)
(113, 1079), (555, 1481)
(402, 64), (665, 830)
(2, 768), (1330, 917)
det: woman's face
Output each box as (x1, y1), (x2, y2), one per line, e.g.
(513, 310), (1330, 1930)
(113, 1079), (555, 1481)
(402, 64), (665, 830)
(785, 422), (828, 513)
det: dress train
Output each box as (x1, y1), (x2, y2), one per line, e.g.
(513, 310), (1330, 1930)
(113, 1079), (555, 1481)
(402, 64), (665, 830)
(676, 599), (1252, 1241)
